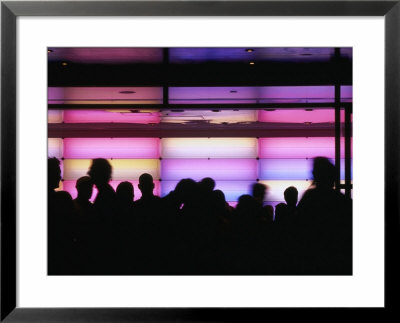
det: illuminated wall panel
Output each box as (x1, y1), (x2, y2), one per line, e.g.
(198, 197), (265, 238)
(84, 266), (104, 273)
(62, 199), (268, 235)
(259, 137), (335, 159)
(63, 159), (160, 181)
(62, 180), (161, 202)
(259, 180), (312, 202)
(161, 159), (258, 181)
(259, 159), (313, 180)
(161, 180), (254, 202)
(161, 138), (257, 158)
(48, 110), (63, 123)
(48, 138), (63, 158)
(63, 138), (160, 159)
(63, 110), (160, 124)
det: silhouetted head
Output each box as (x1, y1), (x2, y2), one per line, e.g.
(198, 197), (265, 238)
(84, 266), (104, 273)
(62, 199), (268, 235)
(199, 177), (216, 194)
(76, 176), (93, 201)
(312, 157), (335, 188)
(87, 158), (112, 185)
(212, 189), (226, 210)
(138, 173), (155, 197)
(174, 178), (198, 204)
(48, 157), (61, 190)
(252, 183), (267, 203)
(116, 181), (134, 204)
(284, 186), (298, 207)
(236, 194), (257, 215)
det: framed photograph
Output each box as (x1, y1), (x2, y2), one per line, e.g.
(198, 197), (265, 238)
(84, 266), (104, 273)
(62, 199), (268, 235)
(1, 0), (399, 321)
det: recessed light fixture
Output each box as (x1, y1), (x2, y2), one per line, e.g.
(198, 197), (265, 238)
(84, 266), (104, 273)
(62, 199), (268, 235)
(61, 62), (68, 66)
(249, 62), (255, 65)
(246, 49), (254, 53)
(230, 90), (238, 93)
(305, 108), (313, 111)
(119, 90), (136, 94)
(48, 49), (53, 53)
(300, 53), (313, 56)
(304, 121), (312, 125)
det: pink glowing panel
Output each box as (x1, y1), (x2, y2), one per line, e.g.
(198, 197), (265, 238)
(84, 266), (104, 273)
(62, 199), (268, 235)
(48, 87), (163, 104)
(161, 180), (254, 202)
(63, 159), (160, 180)
(63, 138), (160, 159)
(62, 180), (160, 202)
(161, 159), (258, 181)
(161, 138), (257, 158)
(259, 137), (335, 159)
(169, 86), (334, 104)
(258, 109), (335, 123)
(48, 138), (63, 158)
(259, 159), (313, 180)
(48, 110), (63, 123)
(63, 110), (160, 124)
(259, 180), (313, 202)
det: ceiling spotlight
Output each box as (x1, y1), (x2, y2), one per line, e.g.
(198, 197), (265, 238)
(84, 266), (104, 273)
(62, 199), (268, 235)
(61, 62), (68, 66)
(246, 49), (254, 53)
(119, 90), (136, 94)
(48, 49), (53, 53)
(304, 121), (312, 125)
(249, 62), (255, 65)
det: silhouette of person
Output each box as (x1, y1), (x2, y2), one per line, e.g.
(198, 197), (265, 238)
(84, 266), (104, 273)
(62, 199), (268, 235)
(116, 181), (135, 211)
(275, 186), (298, 224)
(251, 182), (273, 222)
(296, 157), (352, 274)
(87, 158), (117, 219)
(73, 176), (94, 217)
(48, 157), (74, 274)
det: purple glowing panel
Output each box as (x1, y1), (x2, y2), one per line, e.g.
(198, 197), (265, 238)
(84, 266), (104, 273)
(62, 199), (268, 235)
(48, 110), (63, 123)
(161, 159), (258, 181)
(48, 138), (63, 158)
(259, 137), (335, 159)
(169, 86), (334, 104)
(48, 87), (163, 104)
(63, 110), (160, 124)
(62, 180), (160, 202)
(340, 86), (353, 102)
(161, 180), (253, 202)
(63, 138), (160, 159)
(48, 48), (163, 64)
(259, 159), (313, 180)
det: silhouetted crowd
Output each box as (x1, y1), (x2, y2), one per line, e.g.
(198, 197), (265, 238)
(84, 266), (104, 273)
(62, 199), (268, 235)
(48, 157), (352, 275)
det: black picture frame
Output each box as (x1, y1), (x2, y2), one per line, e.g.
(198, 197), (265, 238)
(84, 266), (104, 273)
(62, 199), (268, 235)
(1, 1), (399, 321)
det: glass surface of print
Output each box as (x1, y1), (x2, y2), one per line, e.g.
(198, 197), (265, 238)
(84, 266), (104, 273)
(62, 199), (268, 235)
(48, 47), (352, 275)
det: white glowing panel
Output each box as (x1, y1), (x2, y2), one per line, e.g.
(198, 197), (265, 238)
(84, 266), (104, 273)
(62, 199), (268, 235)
(259, 180), (313, 202)
(63, 159), (160, 180)
(48, 138), (63, 158)
(161, 138), (257, 158)
(161, 159), (258, 181)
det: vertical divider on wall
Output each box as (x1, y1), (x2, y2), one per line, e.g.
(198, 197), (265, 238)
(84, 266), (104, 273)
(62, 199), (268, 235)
(334, 48), (342, 192)
(345, 104), (352, 198)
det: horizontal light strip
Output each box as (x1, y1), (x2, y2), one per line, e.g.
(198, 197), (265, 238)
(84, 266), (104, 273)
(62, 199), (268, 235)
(259, 137), (335, 159)
(62, 180), (161, 202)
(259, 159), (313, 180)
(161, 159), (258, 181)
(63, 110), (161, 124)
(48, 138), (63, 158)
(63, 138), (160, 159)
(63, 159), (160, 181)
(161, 180), (254, 202)
(161, 138), (257, 158)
